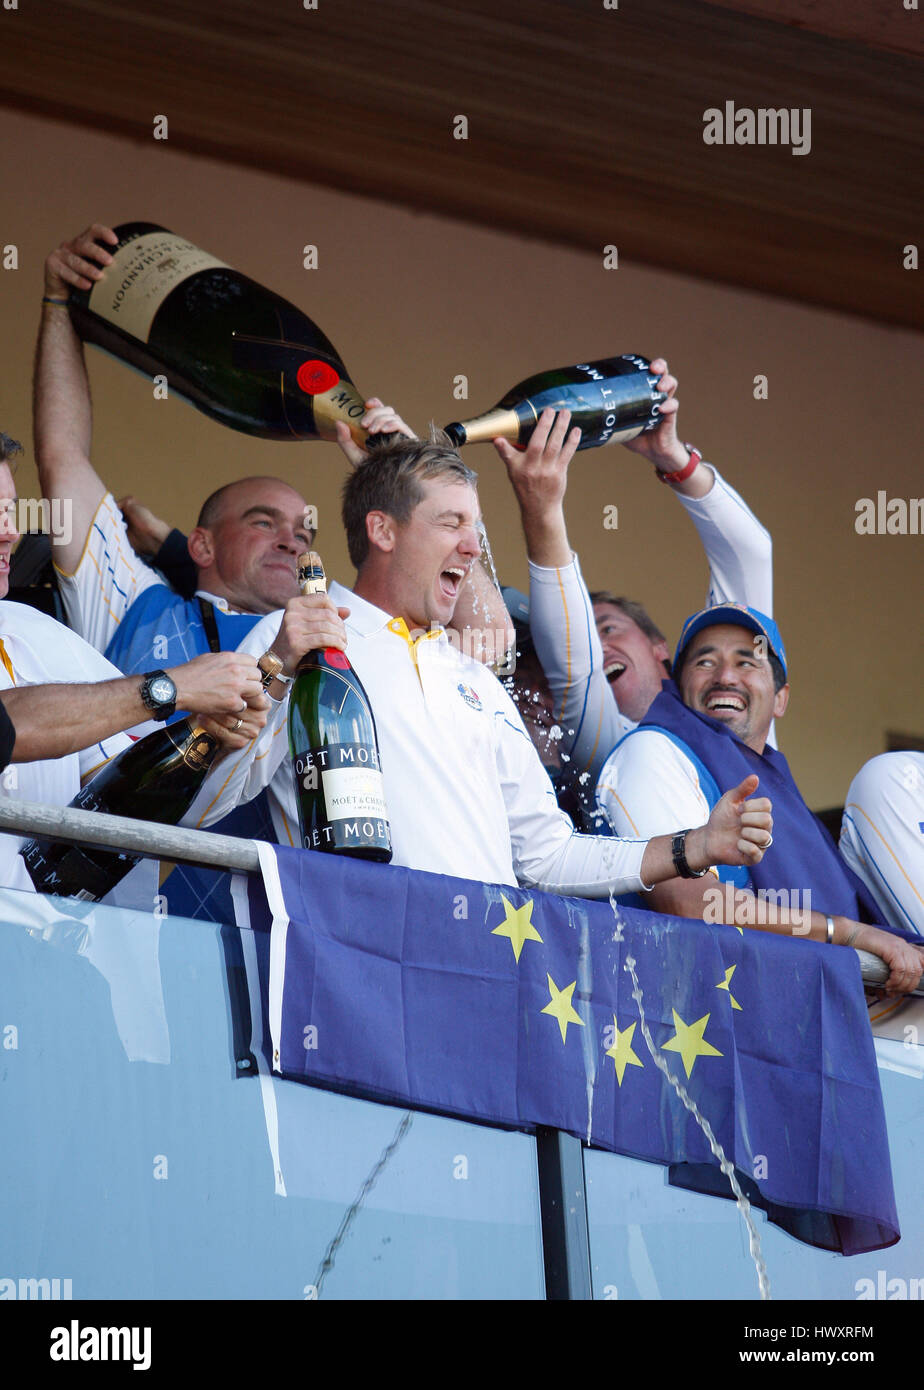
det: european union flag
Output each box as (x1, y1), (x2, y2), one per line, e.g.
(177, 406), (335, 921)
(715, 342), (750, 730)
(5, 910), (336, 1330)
(244, 844), (899, 1255)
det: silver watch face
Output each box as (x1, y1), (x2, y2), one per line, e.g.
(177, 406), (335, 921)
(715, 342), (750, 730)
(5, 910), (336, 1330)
(149, 676), (175, 704)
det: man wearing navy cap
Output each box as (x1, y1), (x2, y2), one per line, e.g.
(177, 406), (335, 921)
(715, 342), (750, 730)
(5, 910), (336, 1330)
(596, 603), (924, 994)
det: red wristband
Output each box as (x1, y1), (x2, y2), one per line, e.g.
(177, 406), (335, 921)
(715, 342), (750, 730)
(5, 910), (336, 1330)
(656, 444), (702, 485)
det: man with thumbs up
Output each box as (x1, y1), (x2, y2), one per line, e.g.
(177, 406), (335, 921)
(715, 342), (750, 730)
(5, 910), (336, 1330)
(596, 604), (924, 994)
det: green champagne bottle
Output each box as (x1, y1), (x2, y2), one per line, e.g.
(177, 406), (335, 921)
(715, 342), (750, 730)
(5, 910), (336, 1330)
(287, 552), (392, 861)
(445, 355), (665, 450)
(67, 222), (371, 444)
(20, 655), (282, 900)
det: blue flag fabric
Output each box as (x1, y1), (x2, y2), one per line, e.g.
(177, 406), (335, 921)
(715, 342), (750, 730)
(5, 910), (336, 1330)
(247, 843), (899, 1255)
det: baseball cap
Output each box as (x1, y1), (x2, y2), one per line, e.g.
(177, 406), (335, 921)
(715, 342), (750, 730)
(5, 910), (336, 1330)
(674, 603), (787, 679)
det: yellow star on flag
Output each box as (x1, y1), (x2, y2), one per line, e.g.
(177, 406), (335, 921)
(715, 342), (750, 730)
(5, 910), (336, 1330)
(491, 893), (542, 963)
(541, 975), (585, 1044)
(662, 1009), (723, 1078)
(715, 965), (742, 1011)
(605, 1015), (643, 1086)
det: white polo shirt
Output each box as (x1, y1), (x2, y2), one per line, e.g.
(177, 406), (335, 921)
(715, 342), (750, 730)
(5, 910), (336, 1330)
(840, 752), (924, 936)
(0, 601), (140, 899)
(0, 600), (254, 905)
(596, 728), (711, 840)
(194, 582), (649, 896)
(54, 491), (162, 656)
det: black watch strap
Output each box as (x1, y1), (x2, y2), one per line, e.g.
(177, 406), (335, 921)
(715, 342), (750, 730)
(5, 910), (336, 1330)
(671, 829), (708, 879)
(140, 669), (177, 722)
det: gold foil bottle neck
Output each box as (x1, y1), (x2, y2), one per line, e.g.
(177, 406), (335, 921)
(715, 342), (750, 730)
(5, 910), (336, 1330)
(297, 550), (327, 596)
(258, 651), (284, 686)
(444, 405), (529, 447)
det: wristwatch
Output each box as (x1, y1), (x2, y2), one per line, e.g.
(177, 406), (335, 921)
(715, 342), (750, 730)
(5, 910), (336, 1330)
(139, 670), (178, 722)
(671, 829), (708, 879)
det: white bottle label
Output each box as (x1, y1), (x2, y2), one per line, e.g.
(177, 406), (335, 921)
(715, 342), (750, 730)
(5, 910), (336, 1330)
(321, 767), (388, 822)
(603, 424), (643, 446)
(88, 232), (228, 342)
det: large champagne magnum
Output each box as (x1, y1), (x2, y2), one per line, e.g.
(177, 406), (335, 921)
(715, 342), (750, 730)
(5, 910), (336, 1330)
(288, 552), (392, 862)
(445, 355), (665, 451)
(68, 222), (371, 444)
(20, 655), (282, 901)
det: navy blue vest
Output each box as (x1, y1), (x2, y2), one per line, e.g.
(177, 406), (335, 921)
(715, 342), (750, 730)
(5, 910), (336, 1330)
(104, 586), (273, 924)
(637, 681), (886, 926)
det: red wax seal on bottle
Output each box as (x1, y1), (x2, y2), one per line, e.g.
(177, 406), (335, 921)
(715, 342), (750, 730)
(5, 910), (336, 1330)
(297, 360), (340, 395)
(325, 649), (349, 669)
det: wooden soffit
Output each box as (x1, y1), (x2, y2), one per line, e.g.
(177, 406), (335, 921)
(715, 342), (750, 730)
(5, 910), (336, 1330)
(0, 0), (921, 329)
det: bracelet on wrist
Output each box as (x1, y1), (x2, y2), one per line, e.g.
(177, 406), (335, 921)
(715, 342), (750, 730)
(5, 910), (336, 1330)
(671, 829), (708, 879)
(42, 295), (70, 307)
(657, 444), (702, 486)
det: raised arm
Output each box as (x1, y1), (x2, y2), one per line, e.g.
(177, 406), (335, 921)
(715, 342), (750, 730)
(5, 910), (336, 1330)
(117, 495), (198, 598)
(35, 224), (121, 575)
(623, 357), (773, 614)
(35, 226), (173, 652)
(495, 408), (629, 800)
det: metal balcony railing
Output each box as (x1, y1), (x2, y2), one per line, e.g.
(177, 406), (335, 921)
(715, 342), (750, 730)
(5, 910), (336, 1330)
(0, 799), (913, 994)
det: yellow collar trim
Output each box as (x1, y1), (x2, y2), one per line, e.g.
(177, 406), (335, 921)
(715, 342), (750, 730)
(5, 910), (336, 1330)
(386, 617), (442, 666)
(0, 638), (15, 685)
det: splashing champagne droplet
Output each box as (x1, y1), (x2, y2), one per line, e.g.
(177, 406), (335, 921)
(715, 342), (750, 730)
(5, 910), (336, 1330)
(598, 810), (771, 1300)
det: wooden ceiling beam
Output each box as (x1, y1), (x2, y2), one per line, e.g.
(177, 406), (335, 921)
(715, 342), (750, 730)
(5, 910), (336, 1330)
(0, 0), (920, 329)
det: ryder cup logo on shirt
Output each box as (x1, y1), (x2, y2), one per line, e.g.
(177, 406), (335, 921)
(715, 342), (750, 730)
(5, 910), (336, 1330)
(457, 683), (483, 711)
